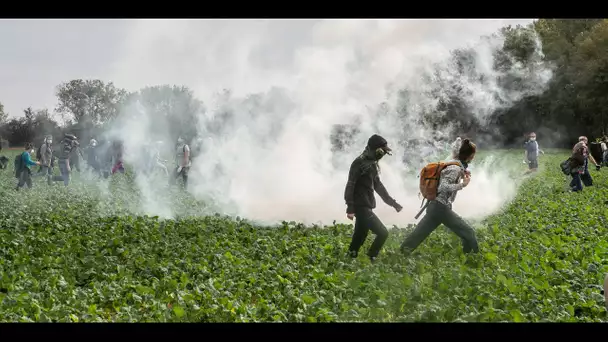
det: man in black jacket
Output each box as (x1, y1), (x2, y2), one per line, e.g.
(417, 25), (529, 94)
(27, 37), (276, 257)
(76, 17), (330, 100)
(344, 134), (403, 262)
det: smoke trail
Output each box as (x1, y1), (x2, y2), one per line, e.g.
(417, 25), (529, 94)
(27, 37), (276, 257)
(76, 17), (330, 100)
(108, 19), (551, 225)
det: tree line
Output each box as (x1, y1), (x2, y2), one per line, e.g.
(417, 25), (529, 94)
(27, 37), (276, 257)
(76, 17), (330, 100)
(0, 19), (606, 149)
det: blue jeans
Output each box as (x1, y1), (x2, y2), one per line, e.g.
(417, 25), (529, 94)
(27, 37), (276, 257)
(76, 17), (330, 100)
(34, 165), (52, 177)
(51, 159), (70, 186)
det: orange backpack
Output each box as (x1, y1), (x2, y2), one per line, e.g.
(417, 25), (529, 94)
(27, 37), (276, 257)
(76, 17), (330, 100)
(418, 161), (462, 201)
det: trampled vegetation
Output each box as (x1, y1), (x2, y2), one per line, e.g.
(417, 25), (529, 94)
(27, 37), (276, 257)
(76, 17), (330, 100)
(0, 150), (606, 322)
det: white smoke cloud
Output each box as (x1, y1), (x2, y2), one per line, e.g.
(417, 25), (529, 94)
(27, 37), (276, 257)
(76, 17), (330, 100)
(106, 19), (549, 226)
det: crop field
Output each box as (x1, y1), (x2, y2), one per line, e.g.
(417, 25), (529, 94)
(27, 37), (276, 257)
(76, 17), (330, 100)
(0, 149), (606, 322)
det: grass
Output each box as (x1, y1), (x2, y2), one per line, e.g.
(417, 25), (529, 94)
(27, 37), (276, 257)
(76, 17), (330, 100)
(0, 149), (606, 322)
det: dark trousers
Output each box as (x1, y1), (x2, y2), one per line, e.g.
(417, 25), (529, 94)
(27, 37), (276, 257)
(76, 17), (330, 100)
(401, 201), (479, 254)
(348, 207), (389, 258)
(171, 166), (189, 190)
(16, 168), (33, 189)
(570, 161), (592, 192)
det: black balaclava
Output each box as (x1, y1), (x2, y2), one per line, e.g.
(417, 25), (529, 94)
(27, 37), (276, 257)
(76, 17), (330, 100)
(365, 134), (391, 161)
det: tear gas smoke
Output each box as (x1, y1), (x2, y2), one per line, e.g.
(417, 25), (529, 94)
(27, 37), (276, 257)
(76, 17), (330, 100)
(108, 19), (552, 225)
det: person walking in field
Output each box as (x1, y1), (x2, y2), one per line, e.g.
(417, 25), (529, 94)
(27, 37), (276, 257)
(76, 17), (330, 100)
(15, 143), (41, 190)
(400, 138), (479, 255)
(34, 135), (53, 185)
(523, 132), (544, 174)
(568, 136), (600, 192)
(344, 134), (403, 262)
(85, 138), (103, 178)
(111, 140), (125, 174)
(51, 133), (79, 186)
(171, 137), (191, 190)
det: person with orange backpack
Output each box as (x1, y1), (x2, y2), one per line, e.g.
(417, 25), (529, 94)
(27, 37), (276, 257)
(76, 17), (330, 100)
(400, 138), (479, 255)
(344, 134), (403, 262)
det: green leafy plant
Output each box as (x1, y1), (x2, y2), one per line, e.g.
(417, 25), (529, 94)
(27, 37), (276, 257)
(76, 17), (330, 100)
(0, 150), (606, 322)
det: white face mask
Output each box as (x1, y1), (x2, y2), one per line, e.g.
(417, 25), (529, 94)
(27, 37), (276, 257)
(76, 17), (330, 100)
(30, 149), (35, 154)
(530, 137), (536, 141)
(47, 140), (52, 144)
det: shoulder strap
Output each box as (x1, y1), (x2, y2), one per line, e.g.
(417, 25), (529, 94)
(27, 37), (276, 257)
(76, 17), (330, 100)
(443, 160), (463, 169)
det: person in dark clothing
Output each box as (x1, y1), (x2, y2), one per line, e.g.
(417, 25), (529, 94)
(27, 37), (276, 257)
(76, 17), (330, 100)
(70, 145), (83, 172)
(51, 134), (79, 186)
(344, 134), (403, 262)
(523, 132), (544, 174)
(0, 155), (8, 169)
(34, 135), (54, 185)
(569, 136), (600, 192)
(400, 138), (479, 255)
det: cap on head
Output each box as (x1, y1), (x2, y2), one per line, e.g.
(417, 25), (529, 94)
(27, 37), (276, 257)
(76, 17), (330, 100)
(367, 134), (391, 153)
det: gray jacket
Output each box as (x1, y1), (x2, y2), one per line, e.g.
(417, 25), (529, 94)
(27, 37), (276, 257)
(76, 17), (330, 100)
(436, 162), (465, 207)
(40, 143), (53, 167)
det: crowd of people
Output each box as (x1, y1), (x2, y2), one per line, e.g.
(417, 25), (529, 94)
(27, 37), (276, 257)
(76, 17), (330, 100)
(11, 133), (195, 191)
(344, 132), (606, 263)
(3, 128), (608, 312)
(343, 132), (607, 308)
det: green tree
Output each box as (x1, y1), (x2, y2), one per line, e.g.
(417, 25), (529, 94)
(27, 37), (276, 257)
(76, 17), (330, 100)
(55, 79), (129, 126)
(129, 85), (205, 142)
(0, 101), (8, 125)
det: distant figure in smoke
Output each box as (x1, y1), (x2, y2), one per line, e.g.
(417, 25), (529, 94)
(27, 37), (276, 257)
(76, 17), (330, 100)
(69, 142), (83, 173)
(0, 156), (8, 169)
(51, 133), (79, 186)
(15, 142), (41, 190)
(86, 139), (102, 177)
(400, 139), (479, 256)
(523, 132), (544, 174)
(34, 135), (54, 185)
(97, 140), (113, 178)
(144, 141), (169, 177)
(568, 136), (599, 192)
(344, 134), (403, 263)
(170, 137), (191, 189)
(111, 140), (125, 174)
(601, 136), (608, 166)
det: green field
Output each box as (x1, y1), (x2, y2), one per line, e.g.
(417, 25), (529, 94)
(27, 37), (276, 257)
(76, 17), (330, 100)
(0, 149), (606, 322)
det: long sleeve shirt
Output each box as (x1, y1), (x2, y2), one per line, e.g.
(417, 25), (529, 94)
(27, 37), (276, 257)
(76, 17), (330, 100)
(344, 155), (398, 213)
(40, 143), (53, 167)
(21, 151), (37, 170)
(435, 162), (465, 207)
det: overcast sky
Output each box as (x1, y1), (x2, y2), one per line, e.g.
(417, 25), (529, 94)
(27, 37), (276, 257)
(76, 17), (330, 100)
(0, 19), (533, 118)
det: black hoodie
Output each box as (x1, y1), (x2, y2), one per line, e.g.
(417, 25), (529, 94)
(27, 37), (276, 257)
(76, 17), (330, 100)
(344, 146), (398, 214)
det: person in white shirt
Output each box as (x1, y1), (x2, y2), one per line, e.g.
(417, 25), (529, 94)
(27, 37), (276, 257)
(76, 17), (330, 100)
(171, 137), (191, 190)
(523, 132), (544, 174)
